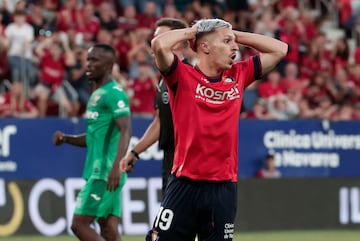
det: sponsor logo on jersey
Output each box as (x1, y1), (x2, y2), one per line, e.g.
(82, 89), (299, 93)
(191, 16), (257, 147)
(85, 111), (99, 119)
(161, 91), (169, 104)
(223, 76), (235, 83)
(195, 83), (240, 104)
(91, 95), (101, 106)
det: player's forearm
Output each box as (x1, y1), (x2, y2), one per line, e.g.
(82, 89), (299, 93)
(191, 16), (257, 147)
(63, 134), (87, 147)
(151, 28), (196, 57)
(132, 119), (160, 154)
(233, 30), (288, 56)
(114, 128), (132, 165)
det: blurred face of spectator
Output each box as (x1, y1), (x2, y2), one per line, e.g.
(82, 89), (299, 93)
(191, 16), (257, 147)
(136, 49), (149, 63)
(50, 42), (63, 60)
(163, 4), (178, 18)
(285, 62), (298, 78)
(84, 3), (95, 20)
(265, 156), (276, 171)
(65, 0), (77, 9)
(15, 0), (26, 11)
(99, 2), (115, 19)
(96, 29), (113, 44)
(138, 64), (152, 81)
(313, 74), (326, 86)
(124, 5), (137, 18)
(183, 8), (196, 25)
(268, 71), (281, 85)
(144, 2), (156, 16)
(14, 13), (26, 25)
(274, 98), (287, 111)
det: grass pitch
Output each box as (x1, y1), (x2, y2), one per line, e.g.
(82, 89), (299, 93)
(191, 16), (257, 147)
(3, 230), (360, 241)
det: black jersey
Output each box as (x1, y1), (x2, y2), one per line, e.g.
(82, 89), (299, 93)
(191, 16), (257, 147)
(155, 79), (174, 151)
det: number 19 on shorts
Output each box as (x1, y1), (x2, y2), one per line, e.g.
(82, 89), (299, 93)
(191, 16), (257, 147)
(154, 206), (174, 231)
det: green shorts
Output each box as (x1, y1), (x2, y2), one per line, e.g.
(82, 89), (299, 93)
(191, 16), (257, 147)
(74, 173), (127, 218)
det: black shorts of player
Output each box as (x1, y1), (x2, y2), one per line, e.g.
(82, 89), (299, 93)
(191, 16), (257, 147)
(146, 174), (237, 241)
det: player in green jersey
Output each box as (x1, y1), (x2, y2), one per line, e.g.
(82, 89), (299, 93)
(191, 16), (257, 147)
(52, 44), (131, 241)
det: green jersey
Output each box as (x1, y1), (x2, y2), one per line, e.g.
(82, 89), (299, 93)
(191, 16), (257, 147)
(83, 80), (130, 180)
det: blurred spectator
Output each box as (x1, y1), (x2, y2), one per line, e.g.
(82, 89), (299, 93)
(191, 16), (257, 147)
(68, 45), (89, 114)
(33, 35), (77, 117)
(5, 10), (36, 86)
(127, 41), (153, 79)
(280, 62), (304, 92)
(330, 37), (350, 72)
(315, 96), (338, 120)
(275, 7), (305, 75)
(241, 98), (275, 119)
(266, 94), (299, 120)
(327, 66), (353, 104)
(57, 0), (82, 32)
(258, 69), (283, 99)
(117, 4), (139, 31)
(253, 7), (278, 38)
(256, 154), (282, 179)
(304, 72), (330, 108)
(78, 2), (100, 44)
(97, 1), (118, 31)
(0, 81), (38, 118)
(333, 102), (356, 121)
(129, 62), (156, 118)
(137, 1), (159, 30)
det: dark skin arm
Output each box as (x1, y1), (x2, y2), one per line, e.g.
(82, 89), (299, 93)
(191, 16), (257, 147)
(107, 115), (132, 192)
(52, 131), (87, 147)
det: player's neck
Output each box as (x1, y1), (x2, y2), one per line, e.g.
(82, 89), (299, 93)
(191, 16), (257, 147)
(197, 60), (222, 78)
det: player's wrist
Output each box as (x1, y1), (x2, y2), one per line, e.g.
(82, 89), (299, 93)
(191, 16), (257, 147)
(130, 149), (140, 160)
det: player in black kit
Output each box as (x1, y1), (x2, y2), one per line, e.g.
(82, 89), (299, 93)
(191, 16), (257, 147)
(121, 18), (193, 195)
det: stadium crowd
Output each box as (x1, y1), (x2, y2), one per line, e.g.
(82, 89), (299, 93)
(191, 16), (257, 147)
(1, 0), (360, 120)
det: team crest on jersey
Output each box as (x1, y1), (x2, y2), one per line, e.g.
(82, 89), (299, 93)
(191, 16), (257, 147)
(223, 76), (235, 83)
(92, 95), (101, 106)
(162, 91), (169, 104)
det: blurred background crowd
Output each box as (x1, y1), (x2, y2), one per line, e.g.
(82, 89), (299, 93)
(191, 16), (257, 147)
(1, 0), (360, 120)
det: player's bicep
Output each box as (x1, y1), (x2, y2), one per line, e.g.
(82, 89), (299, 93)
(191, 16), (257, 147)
(259, 52), (281, 76)
(154, 49), (175, 73)
(108, 90), (131, 119)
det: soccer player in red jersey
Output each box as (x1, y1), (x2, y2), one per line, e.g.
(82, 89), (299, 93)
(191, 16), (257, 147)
(121, 18), (288, 241)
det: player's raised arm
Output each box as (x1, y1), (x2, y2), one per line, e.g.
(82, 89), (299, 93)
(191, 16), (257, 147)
(233, 30), (288, 76)
(151, 25), (197, 73)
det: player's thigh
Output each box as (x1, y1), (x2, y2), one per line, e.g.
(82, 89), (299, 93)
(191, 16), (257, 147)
(74, 178), (106, 217)
(150, 175), (198, 241)
(198, 182), (237, 241)
(99, 173), (127, 218)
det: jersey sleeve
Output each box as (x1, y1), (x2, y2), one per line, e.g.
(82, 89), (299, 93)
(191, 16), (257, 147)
(235, 55), (262, 88)
(107, 86), (131, 119)
(160, 55), (185, 87)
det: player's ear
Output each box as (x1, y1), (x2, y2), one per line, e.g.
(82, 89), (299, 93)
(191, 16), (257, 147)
(199, 41), (210, 54)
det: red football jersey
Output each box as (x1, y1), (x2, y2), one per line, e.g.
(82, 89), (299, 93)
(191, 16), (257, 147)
(163, 56), (261, 181)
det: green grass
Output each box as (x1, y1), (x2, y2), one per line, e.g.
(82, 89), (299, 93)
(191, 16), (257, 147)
(2, 230), (360, 241)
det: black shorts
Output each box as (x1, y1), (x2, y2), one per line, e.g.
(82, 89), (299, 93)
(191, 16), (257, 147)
(147, 175), (237, 241)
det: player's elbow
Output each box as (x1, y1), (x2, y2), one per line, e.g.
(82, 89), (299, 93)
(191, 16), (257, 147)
(279, 43), (289, 59)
